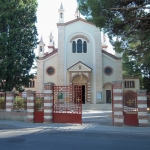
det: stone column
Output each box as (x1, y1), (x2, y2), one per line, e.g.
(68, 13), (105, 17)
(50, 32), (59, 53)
(6, 92), (14, 111)
(95, 28), (103, 102)
(44, 83), (53, 123)
(87, 82), (91, 102)
(57, 25), (65, 85)
(137, 90), (148, 126)
(112, 81), (124, 126)
(26, 92), (34, 122)
(69, 84), (73, 103)
(36, 59), (44, 93)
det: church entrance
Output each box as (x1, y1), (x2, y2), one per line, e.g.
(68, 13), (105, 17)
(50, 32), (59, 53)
(106, 90), (111, 103)
(72, 74), (88, 104)
(82, 85), (85, 104)
(73, 84), (85, 104)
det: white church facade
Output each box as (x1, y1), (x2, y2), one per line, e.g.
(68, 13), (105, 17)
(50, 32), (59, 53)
(25, 3), (140, 104)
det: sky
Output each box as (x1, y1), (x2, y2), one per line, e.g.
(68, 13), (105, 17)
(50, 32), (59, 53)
(35, 0), (114, 55)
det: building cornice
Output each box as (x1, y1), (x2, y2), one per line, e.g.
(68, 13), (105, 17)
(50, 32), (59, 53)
(102, 50), (122, 60)
(38, 49), (58, 60)
(57, 18), (95, 27)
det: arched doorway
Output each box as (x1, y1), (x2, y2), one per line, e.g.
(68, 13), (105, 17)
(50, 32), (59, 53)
(72, 74), (88, 104)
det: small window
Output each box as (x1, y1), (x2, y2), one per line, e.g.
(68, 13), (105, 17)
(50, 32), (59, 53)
(50, 38), (52, 42)
(26, 80), (35, 88)
(60, 13), (63, 18)
(72, 41), (76, 53)
(46, 66), (55, 76)
(104, 67), (113, 76)
(124, 81), (135, 88)
(40, 46), (42, 52)
(83, 41), (87, 53)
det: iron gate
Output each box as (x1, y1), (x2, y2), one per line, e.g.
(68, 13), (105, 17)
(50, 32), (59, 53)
(53, 85), (82, 124)
(34, 93), (44, 123)
(123, 91), (138, 126)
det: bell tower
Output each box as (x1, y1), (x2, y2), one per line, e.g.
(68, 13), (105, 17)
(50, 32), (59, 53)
(58, 2), (64, 23)
(74, 7), (80, 19)
(38, 36), (45, 57)
(102, 33), (108, 51)
(48, 31), (55, 53)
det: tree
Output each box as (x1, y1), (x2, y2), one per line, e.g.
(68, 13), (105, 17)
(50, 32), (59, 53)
(122, 52), (141, 76)
(77, 0), (150, 66)
(0, 0), (38, 92)
(140, 60), (150, 91)
(122, 52), (144, 89)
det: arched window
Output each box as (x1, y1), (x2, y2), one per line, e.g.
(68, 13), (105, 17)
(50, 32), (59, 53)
(60, 13), (63, 18)
(72, 41), (76, 53)
(77, 39), (82, 53)
(50, 38), (52, 42)
(40, 46), (42, 52)
(83, 41), (87, 53)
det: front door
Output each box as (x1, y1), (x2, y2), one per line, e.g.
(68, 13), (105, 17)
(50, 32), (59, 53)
(82, 85), (85, 104)
(106, 90), (111, 103)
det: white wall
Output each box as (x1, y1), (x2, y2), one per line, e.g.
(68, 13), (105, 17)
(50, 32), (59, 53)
(43, 54), (58, 85)
(64, 20), (102, 104)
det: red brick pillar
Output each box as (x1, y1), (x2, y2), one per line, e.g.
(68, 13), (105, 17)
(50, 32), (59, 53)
(112, 81), (124, 126)
(137, 90), (148, 126)
(44, 83), (53, 123)
(26, 92), (34, 122)
(6, 92), (14, 111)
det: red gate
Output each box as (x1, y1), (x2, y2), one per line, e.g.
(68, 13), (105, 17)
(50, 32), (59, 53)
(34, 93), (44, 123)
(123, 91), (138, 126)
(53, 85), (82, 124)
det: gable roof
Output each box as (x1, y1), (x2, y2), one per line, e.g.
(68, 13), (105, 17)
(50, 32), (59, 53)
(102, 50), (122, 60)
(67, 61), (92, 71)
(38, 49), (58, 60)
(57, 18), (95, 27)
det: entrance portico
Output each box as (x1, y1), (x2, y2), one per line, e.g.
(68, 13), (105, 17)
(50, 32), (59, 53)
(67, 61), (92, 103)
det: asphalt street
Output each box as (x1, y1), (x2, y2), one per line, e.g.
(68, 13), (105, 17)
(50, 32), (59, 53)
(0, 127), (150, 150)
(0, 110), (150, 150)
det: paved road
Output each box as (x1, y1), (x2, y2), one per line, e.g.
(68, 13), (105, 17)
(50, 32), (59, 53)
(0, 127), (150, 150)
(0, 110), (150, 150)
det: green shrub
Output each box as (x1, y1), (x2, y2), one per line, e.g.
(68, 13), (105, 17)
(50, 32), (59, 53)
(35, 97), (44, 110)
(14, 96), (26, 110)
(0, 97), (5, 109)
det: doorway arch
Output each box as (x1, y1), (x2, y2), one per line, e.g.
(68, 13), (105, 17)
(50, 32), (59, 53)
(72, 73), (89, 103)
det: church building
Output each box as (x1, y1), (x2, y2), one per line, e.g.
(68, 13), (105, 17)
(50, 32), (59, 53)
(25, 3), (140, 104)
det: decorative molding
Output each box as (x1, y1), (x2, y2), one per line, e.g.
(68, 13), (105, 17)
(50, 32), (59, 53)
(46, 66), (55, 76)
(70, 35), (90, 43)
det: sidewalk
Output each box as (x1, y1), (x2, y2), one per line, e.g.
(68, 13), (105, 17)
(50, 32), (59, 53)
(0, 120), (150, 135)
(0, 108), (150, 134)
